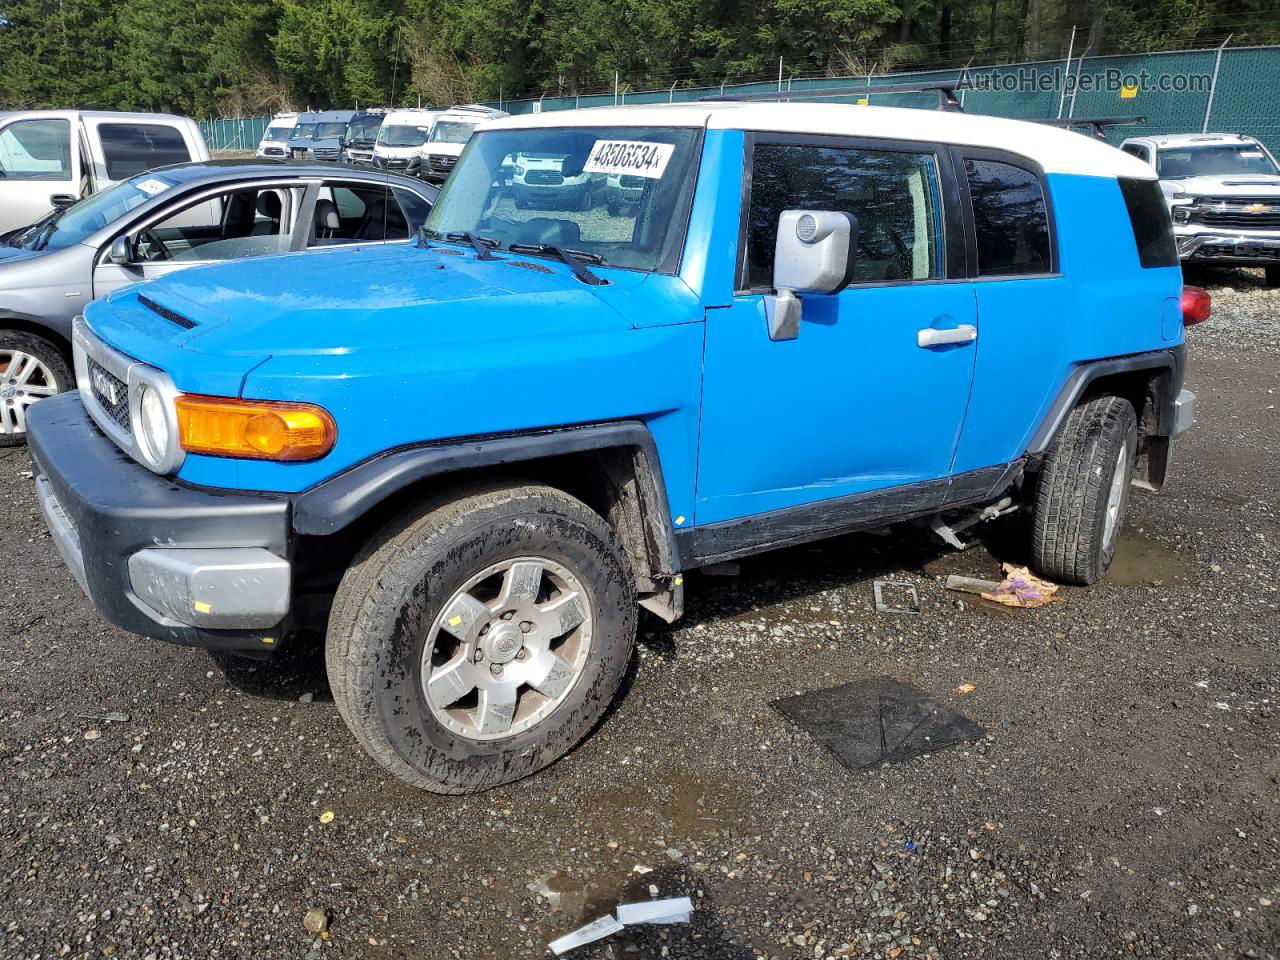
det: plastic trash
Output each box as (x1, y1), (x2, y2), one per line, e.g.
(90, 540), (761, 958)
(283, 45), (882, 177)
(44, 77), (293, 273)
(548, 898), (694, 955)
(980, 564), (1062, 608)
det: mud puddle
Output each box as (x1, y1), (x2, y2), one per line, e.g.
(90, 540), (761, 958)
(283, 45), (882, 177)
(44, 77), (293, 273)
(1107, 528), (1195, 586)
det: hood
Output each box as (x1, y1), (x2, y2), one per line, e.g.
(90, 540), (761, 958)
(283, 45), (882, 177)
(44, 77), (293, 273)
(0, 243), (45, 265)
(1164, 174), (1280, 198)
(374, 144), (426, 157)
(90, 243), (645, 362)
(425, 142), (465, 158)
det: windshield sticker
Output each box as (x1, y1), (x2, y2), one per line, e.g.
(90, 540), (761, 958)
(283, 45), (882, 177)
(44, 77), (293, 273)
(583, 140), (675, 179)
(134, 177), (170, 197)
(1240, 150), (1264, 158)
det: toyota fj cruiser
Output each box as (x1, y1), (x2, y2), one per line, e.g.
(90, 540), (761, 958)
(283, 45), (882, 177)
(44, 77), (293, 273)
(28, 102), (1200, 794)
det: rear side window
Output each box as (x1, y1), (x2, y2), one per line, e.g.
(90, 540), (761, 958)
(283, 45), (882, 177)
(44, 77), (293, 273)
(964, 159), (1052, 276)
(99, 124), (192, 179)
(1118, 177), (1178, 268)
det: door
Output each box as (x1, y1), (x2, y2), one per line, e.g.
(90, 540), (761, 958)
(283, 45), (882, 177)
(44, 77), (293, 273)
(303, 181), (421, 248)
(0, 114), (81, 233)
(695, 137), (978, 526)
(93, 183), (305, 298)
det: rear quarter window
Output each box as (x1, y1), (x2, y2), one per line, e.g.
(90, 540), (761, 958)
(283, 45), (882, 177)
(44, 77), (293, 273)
(99, 124), (192, 180)
(964, 158), (1053, 276)
(1118, 177), (1178, 268)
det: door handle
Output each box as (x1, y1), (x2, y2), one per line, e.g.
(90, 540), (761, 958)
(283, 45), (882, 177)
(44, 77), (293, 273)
(917, 324), (977, 348)
(49, 194), (76, 208)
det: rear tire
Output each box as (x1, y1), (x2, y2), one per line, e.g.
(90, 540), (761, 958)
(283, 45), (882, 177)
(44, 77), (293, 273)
(325, 482), (636, 793)
(1030, 395), (1137, 585)
(0, 331), (72, 447)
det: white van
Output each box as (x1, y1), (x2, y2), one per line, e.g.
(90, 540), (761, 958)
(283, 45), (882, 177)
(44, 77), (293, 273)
(372, 108), (443, 175)
(255, 113), (298, 160)
(0, 110), (209, 234)
(420, 105), (509, 182)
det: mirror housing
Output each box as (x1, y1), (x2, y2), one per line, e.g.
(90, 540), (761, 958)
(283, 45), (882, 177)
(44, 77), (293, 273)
(107, 236), (134, 265)
(773, 210), (859, 295)
(765, 210), (858, 341)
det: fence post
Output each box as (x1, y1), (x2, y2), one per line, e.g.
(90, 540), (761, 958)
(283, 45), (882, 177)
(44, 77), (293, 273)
(777, 56), (783, 92)
(1057, 25), (1076, 118)
(670, 80), (678, 102)
(1202, 34), (1232, 133)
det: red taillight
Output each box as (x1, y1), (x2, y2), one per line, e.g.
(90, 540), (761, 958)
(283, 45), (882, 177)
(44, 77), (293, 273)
(1181, 285), (1211, 326)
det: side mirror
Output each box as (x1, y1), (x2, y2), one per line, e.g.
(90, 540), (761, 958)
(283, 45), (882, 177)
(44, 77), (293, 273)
(766, 210), (859, 341)
(107, 235), (134, 265)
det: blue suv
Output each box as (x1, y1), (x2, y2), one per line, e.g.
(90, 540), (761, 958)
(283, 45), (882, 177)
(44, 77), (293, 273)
(27, 102), (1200, 793)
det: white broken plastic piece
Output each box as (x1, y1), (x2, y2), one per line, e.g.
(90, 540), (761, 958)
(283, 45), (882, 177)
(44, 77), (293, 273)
(616, 897), (694, 925)
(548, 914), (625, 955)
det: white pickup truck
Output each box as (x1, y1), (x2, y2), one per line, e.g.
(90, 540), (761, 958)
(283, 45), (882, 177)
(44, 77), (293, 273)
(0, 110), (209, 234)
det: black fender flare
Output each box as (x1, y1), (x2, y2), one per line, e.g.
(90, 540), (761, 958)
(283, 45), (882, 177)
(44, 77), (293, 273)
(290, 420), (680, 576)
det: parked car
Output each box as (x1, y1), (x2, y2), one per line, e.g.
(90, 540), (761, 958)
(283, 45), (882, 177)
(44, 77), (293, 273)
(302, 110), (358, 161)
(342, 109), (387, 164)
(0, 161), (436, 445)
(28, 103), (1201, 794)
(419, 104), (508, 182)
(0, 110), (209, 234)
(255, 113), (298, 159)
(372, 108), (444, 175)
(285, 113), (320, 159)
(1120, 132), (1280, 285)
(509, 152), (601, 209)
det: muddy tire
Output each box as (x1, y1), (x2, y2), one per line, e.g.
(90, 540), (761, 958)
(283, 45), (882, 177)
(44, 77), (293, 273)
(325, 482), (635, 793)
(1030, 395), (1138, 586)
(0, 331), (72, 447)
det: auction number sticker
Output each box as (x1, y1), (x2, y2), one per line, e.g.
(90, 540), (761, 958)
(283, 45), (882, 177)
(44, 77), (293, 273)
(583, 140), (675, 179)
(134, 177), (171, 197)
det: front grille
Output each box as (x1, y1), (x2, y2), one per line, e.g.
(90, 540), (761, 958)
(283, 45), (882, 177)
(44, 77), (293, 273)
(313, 148), (340, 160)
(263, 147), (285, 157)
(1200, 210), (1280, 228)
(428, 155), (457, 173)
(139, 294), (196, 330)
(382, 158), (409, 169)
(86, 357), (130, 432)
(525, 169), (564, 186)
(619, 175), (646, 189)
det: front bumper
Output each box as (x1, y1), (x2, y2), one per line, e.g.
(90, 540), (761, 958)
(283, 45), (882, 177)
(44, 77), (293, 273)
(1175, 227), (1280, 265)
(28, 393), (292, 652)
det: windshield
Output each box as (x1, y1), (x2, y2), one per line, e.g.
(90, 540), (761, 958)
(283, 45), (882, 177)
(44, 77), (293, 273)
(1157, 144), (1279, 179)
(8, 174), (176, 252)
(314, 122), (348, 140)
(262, 126), (294, 142)
(348, 115), (383, 142)
(379, 124), (431, 147)
(290, 123), (316, 140)
(423, 125), (700, 273)
(430, 121), (476, 144)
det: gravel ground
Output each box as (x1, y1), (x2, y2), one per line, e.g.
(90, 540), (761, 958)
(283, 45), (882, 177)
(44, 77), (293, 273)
(1, 269), (1277, 960)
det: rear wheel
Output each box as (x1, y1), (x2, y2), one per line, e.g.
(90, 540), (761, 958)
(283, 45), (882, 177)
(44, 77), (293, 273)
(1030, 395), (1138, 585)
(0, 331), (71, 447)
(325, 482), (636, 793)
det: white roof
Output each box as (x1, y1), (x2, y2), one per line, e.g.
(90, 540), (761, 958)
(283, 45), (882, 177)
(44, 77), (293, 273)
(482, 102), (1155, 179)
(384, 108), (443, 124)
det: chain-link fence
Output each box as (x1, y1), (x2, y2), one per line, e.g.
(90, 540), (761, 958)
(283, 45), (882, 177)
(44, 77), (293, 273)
(199, 43), (1280, 156)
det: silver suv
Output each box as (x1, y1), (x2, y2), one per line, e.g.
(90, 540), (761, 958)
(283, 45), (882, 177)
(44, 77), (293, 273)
(1120, 132), (1280, 285)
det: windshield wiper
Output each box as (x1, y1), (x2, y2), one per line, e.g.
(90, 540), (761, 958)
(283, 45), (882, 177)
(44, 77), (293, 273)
(507, 243), (607, 285)
(447, 231), (500, 261)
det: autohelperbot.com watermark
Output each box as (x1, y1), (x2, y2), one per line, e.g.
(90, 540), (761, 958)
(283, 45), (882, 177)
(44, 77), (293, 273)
(957, 67), (1211, 94)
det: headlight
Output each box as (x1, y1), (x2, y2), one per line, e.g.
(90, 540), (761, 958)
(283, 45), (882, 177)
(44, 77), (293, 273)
(514, 164), (526, 177)
(175, 395), (336, 462)
(135, 384), (172, 469)
(1173, 206), (1192, 223)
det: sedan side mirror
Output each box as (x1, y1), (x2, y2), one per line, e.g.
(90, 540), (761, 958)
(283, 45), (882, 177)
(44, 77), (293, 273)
(766, 210), (859, 341)
(107, 235), (134, 265)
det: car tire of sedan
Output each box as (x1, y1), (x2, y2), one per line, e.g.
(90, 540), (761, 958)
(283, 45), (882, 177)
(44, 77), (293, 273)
(0, 331), (72, 447)
(1029, 394), (1138, 586)
(1265, 265), (1280, 288)
(325, 481), (636, 793)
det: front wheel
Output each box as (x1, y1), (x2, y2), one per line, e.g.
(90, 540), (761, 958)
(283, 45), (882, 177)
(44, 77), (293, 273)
(0, 331), (72, 447)
(325, 483), (636, 793)
(1029, 395), (1137, 585)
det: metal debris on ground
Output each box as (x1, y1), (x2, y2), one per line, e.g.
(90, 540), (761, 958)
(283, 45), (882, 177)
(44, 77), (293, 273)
(547, 897), (694, 956)
(76, 711), (130, 723)
(773, 677), (985, 772)
(943, 575), (1001, 595)
(873, 580), (921, 614)
(981, 564), (1062, 608)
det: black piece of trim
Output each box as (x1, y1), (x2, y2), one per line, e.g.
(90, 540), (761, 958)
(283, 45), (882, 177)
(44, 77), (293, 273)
(138, 294), (196, 329)
(26, 392), (291, 651)
(677, 463), (1018, 567)
(1026, 345), (1185, 453)
(291, 420), (680, 573)
(705, 80), (962, 111)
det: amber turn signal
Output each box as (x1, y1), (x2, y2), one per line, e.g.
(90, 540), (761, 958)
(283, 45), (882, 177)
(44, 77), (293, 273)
(175, 395), (336, 462)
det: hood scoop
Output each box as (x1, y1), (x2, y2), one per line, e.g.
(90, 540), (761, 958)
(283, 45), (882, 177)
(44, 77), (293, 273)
(138, 294), (197, 330)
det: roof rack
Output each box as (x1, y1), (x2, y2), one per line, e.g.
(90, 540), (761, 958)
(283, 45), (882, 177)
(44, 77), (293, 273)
(702, 80), (963, 112)
(1036, 115), (1145, 140)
